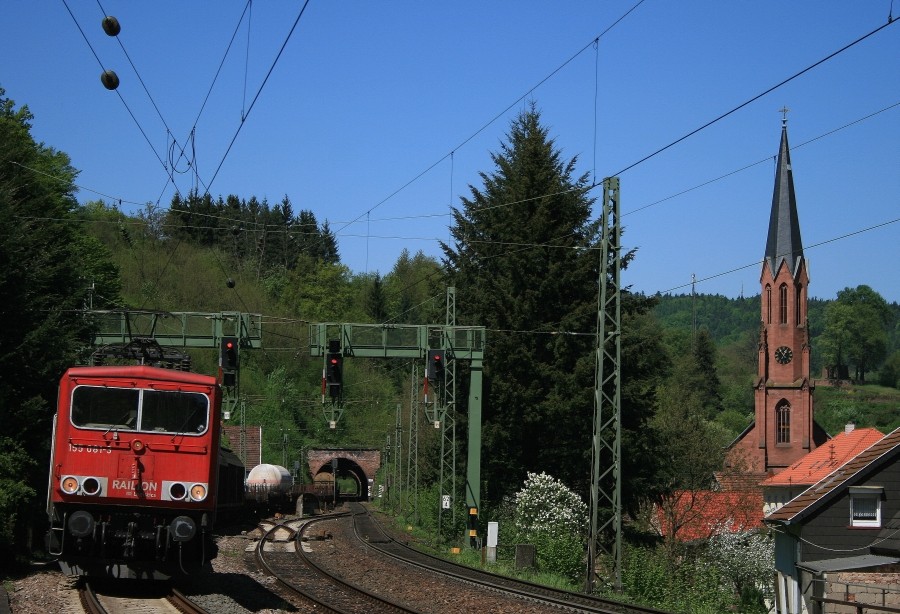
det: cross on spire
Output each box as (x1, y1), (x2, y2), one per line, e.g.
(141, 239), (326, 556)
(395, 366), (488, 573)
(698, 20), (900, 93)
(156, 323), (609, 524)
(779, 106), (790, 125)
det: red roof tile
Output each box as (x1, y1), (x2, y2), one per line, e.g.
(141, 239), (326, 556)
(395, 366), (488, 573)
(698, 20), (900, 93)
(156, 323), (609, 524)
(761, 427), (884, 488)
(656, 490), (765, 542)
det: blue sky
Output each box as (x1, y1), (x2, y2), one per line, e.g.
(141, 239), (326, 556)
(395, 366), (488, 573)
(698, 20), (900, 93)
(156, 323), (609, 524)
(3, 2), (898, 302)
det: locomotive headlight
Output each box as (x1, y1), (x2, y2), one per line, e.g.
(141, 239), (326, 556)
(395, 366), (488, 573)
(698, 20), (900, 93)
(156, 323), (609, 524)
(131, 439), (145, 452)
(190, 483), (207, 502)
(61, 476), (80, 494)
(169, 516), (196, 542)
(168, 482), (187, 501)
(81, 477), (101, 496)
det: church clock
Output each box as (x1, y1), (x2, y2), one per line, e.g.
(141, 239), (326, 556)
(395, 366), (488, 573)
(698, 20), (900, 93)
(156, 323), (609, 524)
(774, 345), (793, 364)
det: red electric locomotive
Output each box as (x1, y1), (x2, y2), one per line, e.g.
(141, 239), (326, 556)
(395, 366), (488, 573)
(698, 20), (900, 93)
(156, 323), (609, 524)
(46, 364), (238, 579)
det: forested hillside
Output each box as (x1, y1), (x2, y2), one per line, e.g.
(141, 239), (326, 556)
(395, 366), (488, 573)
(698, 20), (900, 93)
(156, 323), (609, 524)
(653, 292), (900, 434)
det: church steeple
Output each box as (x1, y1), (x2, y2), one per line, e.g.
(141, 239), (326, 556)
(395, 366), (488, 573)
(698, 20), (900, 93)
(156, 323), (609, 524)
(724, 115), (827, 480)
(764, 117), (804, 277)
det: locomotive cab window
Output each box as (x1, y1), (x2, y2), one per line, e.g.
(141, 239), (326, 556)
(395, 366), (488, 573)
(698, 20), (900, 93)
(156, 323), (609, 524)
(72, 387), (139, 430)
(71, 386), (209, 435)
(141, 390), (208, 434)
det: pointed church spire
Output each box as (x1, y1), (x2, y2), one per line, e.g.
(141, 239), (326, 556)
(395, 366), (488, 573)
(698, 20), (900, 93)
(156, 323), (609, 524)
(764, 115), (804, 277)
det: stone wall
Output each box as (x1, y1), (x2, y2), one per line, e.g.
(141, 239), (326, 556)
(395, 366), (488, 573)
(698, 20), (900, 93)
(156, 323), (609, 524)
(825, 569), (900, 613)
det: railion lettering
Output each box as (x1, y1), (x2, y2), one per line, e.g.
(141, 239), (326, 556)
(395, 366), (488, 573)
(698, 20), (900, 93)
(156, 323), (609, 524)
(112, 479), (158, 492)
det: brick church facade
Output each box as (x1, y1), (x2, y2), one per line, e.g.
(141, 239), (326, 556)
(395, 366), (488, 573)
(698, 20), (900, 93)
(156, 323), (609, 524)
(724, 119), (829, 482)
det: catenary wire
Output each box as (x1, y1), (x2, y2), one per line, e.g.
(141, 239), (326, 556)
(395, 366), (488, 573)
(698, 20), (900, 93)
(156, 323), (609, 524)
(20, 99), (895, 231)
(609, 16), (898, 177)
(331, 0), (647, 237)
(204, 0), (311, 196)
(60, 0), (170, 176)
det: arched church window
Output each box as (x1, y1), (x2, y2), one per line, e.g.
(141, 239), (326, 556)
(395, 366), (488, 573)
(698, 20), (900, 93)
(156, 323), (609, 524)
(779, 284), (788, 324)
(776, 401), (791, 444)
(795, 284), (802, 326)
(765, 285), (772, 324)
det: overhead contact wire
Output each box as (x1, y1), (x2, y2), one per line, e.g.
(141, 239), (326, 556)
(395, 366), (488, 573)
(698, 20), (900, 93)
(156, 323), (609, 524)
(610, 17), (898, 177)
(206, 0), (311, 196)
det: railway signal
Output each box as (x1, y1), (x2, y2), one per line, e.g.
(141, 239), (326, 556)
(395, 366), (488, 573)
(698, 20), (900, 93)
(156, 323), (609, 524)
(220, 337), (239, 386)
(426, 349), (446, 385)
(325, 352), (343, 398)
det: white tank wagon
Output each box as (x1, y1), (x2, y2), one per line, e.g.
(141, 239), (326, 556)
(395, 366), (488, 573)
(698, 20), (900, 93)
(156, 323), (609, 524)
(245, 464), (293, 502)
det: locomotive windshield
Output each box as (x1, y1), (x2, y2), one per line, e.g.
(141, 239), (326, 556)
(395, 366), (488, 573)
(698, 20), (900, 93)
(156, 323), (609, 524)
(71, 386), (209, 435)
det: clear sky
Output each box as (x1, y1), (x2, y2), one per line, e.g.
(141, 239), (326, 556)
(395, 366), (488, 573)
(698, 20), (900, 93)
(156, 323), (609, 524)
(2, 2), (898, 302)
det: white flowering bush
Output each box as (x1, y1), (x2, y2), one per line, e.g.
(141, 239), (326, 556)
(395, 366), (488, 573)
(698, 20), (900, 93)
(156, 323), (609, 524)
(704, 520), (774, 610)
(512, 472), (588, 581)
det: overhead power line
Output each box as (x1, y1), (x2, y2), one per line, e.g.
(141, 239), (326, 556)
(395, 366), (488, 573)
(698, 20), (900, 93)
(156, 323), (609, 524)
(610, 16), (898, 177)
(332, 0), (648, 236)
(205, 0), (311, 195)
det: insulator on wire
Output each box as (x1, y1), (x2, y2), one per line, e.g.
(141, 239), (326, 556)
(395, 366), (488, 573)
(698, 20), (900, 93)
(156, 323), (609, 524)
(100, 70), (120, 90)
(101, 16), (121, 36)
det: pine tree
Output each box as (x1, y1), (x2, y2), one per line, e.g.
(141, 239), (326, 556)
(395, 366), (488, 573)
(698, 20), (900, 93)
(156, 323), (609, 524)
(442, 104), (600, 499)
(443, 104), (666, 508)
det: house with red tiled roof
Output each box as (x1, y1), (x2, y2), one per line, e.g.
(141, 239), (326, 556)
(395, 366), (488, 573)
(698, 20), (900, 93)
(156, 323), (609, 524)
(656, 489), (765, 543)
(763, 427), (900, 614)
(760, 424), (883, 514)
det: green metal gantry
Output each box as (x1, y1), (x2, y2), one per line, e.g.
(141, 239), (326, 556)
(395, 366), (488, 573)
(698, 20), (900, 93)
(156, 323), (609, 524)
(309, 318), (485, 542)
(87, 309), (262, 426)
(586, 177), (623, 593)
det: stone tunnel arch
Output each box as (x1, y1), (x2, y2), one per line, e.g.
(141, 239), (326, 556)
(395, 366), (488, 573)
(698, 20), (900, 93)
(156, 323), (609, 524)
(307, 448), (381, 502)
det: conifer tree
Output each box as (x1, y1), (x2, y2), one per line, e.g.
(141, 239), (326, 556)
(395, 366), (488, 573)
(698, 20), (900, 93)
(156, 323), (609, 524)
(444, 105), (598, 498)
(443, 104), (666, 507)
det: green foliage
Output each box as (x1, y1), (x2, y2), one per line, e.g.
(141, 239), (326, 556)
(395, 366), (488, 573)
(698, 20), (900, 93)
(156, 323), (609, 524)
(814, 384), (900, 434)
(0, 87), (123, 568)
(166, 191), (339, 272)
(383, 249), (445, 323)
(280, 255), (359, 321)
(443, 104), (664, 513)
(616, 545), (733, 613)
(820, 285), (892, 382)
(654, 293), (761, 347)
(511, 472), (587, 582)
(0, 437), (37, 563)
(880, 350), (900, 388)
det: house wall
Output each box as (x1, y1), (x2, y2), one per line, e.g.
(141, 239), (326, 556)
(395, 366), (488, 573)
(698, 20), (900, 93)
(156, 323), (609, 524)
(799, 461), (900, 563)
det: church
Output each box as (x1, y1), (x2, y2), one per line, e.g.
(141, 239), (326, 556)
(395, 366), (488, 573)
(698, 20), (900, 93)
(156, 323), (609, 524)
(724, 117), (829, 483)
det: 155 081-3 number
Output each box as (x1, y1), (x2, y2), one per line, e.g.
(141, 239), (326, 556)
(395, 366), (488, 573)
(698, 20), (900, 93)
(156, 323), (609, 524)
(68, 443), (112, 454)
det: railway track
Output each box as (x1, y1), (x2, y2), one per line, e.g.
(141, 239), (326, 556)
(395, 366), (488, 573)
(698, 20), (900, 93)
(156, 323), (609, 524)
(347, 502), (673, 614)
(254, 514), (417, 613)
(78, 580), (209, 614)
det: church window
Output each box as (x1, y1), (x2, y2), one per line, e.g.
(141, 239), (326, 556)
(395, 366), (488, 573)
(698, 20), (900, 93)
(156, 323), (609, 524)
(779, 284), (788, 324)
(776, 401), (790, 444)
(795, 285), (802, 325)
(765, 285), (772, 324)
